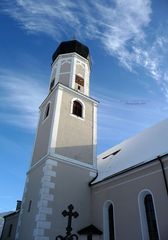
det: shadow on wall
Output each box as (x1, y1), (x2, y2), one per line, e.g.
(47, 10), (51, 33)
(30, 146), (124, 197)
(51, 144), (96, 165)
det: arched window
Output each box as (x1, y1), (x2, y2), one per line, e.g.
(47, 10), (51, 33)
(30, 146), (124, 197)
(103, 201), (115, 240)
(72, 100), (82, 118)
(144, 194), (159, 240)
(139, 190), (160, 240)
(44, 103), (50, 120)
(108, 204), (115, 240)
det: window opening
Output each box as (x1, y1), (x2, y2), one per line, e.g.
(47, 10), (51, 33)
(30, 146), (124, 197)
(44, 103), (50, 120)
(78, 85), (81, 90)
(72, 101), (82, 118)
(108, 204), (115, 240)
(75, 75), (84, 86)
(28, 200), (32, 212)
(103, 149), (121, 159)
(8, 224), (13, 237)
(50, 78), (55, 91)
(144, 194), (159, 240)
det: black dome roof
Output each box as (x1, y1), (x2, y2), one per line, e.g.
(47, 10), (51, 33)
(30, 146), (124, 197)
(52, 40), (90, 63)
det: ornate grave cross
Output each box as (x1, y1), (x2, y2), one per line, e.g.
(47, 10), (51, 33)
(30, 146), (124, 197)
(56, 204), (79, 240)
(62, 204), (79, 236)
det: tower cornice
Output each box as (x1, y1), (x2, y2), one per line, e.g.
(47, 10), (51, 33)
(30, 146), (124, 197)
(39, 83), (99, 110)
(51, 52), (91, 69)
(27, 153), (97, 175)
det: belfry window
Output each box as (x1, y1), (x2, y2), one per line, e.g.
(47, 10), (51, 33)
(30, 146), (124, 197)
(75, 75), (84, 87)
(44, 103), (50, 120)
(72, 100), (83, 118)
(144, 194), (159, 240)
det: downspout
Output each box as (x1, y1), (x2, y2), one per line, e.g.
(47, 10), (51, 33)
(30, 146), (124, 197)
(89, 172), (98, 186)
(157, 156), (168, 196)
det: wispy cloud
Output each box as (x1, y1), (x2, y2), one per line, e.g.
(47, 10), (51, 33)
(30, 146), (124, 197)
(92, 87), (168, 152)
(1, 0), (151, 45)
(0, 69), (46, 130)
(1, 0), (168, 116)
(1, 0), (80, 39)
(2, 0), (168, 99)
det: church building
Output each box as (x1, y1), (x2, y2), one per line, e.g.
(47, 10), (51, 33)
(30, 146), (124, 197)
(1, 40), (168, 240)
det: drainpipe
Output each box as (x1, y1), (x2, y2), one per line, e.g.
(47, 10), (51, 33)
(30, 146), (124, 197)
(157, 156), (168, 196)
(89, 172), (98, 186)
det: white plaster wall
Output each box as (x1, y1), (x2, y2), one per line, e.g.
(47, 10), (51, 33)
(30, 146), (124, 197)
(91, 160), (168, 240)
(55, 88), (95, 164)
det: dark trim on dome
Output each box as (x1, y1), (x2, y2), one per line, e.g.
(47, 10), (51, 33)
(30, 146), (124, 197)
(52, 40), (90, 63)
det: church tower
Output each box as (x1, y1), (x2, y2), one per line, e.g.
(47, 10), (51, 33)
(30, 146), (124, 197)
(15, 40), (98, 240)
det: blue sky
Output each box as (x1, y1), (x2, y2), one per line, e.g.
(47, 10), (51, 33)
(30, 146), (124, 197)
(0, 0), (168, 212)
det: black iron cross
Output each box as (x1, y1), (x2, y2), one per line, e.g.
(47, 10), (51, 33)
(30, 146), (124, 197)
(62, 204), (79, 236)
(56, 204), (79, 240)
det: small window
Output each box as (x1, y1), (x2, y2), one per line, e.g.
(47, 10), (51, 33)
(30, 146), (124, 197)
(8, 224), (13, 237)
(72, 101), (82, 118)
(78, 85), (81, 90)
(50, 79), (55, 91)
(44, 103), (50, 120)
(28, 200), (32, 212)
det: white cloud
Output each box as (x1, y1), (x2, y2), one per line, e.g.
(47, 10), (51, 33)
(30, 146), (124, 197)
(0, 69), (46, 130)
(93, 87), (168, 149)
(2, 0), (80, 39)
(2, 0), (151, 44)
(1, 0), (168, 99)
(1, 0), (150, 40)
